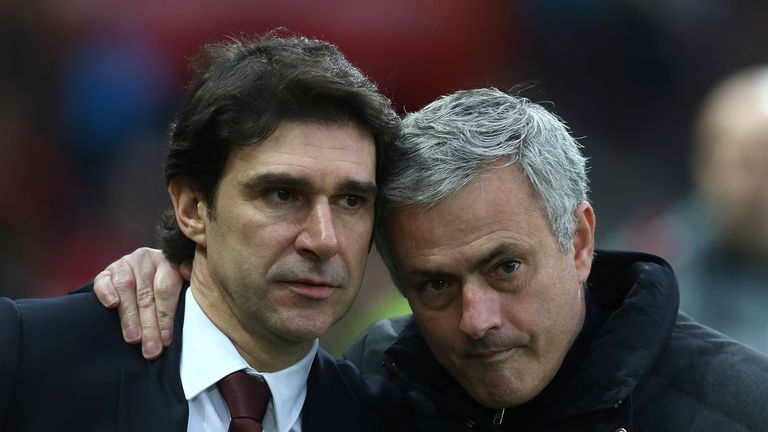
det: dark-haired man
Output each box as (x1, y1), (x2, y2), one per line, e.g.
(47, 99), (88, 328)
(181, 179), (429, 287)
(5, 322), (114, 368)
(0, 33), (407, 431)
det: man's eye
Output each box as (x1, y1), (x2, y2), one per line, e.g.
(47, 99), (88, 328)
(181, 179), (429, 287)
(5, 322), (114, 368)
(414, 278), (456, 310)
(424, 279), (447, 292)
(497, 261), (520, 275)
(489, 260), (520, 281)
(267, 189), (296, 203)
(338, 194), (368, 211)
(343, 195), (360, 208)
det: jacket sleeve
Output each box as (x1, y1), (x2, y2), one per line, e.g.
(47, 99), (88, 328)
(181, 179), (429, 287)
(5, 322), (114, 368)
(0, 297), (21, 426)
(342, 315), (412, 376)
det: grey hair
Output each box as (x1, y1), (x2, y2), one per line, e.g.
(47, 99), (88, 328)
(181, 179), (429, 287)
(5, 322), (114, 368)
(374, 88), (589, 279)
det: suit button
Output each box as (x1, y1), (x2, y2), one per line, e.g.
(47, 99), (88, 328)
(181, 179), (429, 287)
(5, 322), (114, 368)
(615, 428), (628, 432)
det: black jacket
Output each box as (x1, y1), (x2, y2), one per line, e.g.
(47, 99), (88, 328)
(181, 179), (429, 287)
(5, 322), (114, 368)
(0, 285), (408, 432)
(345, 251), (768, 431)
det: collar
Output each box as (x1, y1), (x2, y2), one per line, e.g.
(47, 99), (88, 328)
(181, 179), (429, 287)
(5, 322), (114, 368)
(385, 250), (680, 424)
(556, 250), (679, 415)
(180, 288), (319, 431)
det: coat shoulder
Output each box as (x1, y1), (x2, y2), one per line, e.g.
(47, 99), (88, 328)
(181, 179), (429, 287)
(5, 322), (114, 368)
(304, 348), (414, 431)
(342, 315), (413, 375)
(0, 297), (22, 426)
(641, 313), (768, 430)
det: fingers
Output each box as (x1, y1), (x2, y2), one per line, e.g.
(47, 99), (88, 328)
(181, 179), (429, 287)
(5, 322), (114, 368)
(133, 248), (165, 359)
(108, 257), (143, 345)
(93, 268), (120, 308)
(154, 260), (184, 347)
(92, 247), (185, 361)
(179, 261), (193, 281)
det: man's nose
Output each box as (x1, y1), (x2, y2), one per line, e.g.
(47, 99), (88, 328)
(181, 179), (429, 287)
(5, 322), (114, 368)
(459, 280), (502, 340)
(295, 200), (340, 261)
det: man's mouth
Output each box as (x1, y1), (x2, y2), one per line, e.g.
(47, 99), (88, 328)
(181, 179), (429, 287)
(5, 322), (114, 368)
(278, 278), (339, 300)
(464, 343), (523, 362)
(467, 347), (513, 360)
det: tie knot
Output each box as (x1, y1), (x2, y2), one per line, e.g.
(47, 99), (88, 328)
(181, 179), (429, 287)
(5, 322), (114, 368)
(218, 370), (272, 424)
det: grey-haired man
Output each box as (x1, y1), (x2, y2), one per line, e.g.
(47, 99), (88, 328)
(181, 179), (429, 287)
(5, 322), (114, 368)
(95, 88), (768, 431)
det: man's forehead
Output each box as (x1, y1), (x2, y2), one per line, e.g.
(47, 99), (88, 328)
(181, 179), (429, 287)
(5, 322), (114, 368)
(226, 121), (377, 174)
(384, 165), (554, 267)
(398, 238), (535, 275)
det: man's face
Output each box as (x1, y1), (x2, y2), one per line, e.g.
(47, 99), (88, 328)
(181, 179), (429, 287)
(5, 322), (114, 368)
(388, 164), (594, 408)
(195, 121), (376, 350)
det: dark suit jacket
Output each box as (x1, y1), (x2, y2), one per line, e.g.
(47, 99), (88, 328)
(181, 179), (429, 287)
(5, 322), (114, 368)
(0, 284), (410, 432)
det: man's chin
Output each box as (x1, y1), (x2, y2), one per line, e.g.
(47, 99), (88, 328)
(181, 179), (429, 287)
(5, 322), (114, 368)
(454, 365), (542, 409)
(275, 318), (335, 343)
(469, 385), (537, 409)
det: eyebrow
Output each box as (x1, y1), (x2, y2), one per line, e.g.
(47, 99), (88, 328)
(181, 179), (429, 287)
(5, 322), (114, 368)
(408, 268), (455, 282)
(406, 243), (523, 280)
(240, 172), (377, 197)
(241, 173), (311, 191)
(476, 244), (517, 268)
(338, 179), (378, 198)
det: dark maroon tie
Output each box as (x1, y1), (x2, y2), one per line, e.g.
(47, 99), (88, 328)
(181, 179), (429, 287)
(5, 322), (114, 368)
(217, 370), (272, 432)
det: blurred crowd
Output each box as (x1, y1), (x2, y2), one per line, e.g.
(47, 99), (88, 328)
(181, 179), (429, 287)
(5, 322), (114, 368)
(1, 0), (767, 355)
(608, 66), (768, 352)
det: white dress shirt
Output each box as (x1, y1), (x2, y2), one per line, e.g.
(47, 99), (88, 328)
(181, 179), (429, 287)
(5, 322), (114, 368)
(180, 289), (319, 432)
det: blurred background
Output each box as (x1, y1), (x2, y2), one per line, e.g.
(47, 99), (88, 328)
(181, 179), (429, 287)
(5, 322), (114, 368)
(2, 0), (767, 355)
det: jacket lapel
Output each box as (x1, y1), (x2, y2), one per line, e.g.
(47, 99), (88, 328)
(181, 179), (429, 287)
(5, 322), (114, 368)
(302, 349), (370, 432)
(117, 366), (188, 432)
(302, 350), (338, 431)
(117, 285), (189, 432)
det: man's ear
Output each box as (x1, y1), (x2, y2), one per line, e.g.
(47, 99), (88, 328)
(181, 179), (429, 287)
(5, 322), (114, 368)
(168, 177), (208, 247)
(572, 201), (596, 284)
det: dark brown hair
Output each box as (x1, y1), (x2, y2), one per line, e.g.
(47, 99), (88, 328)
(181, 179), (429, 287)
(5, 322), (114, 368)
(157, 31), (400, 264)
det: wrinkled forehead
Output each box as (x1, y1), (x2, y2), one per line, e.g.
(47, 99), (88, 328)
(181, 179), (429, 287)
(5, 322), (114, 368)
(228, 121), (378, 184)
(384, 165), (551, 259)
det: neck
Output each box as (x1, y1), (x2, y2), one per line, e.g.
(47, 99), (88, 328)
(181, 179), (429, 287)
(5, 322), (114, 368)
(189, 250), (313, 372)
